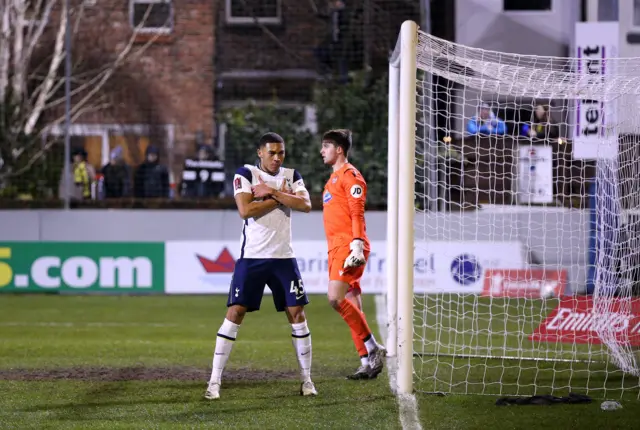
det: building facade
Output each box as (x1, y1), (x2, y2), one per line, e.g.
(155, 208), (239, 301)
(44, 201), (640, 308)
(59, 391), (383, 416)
(48, 0), (216, 174)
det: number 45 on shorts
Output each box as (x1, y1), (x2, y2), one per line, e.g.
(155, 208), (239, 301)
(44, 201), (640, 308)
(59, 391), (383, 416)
(290, 280), (306, 300)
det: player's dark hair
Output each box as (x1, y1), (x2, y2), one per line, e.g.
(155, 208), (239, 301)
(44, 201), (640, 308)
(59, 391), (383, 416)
(257, 132), (285, 149)
(323, 129), (352, 156)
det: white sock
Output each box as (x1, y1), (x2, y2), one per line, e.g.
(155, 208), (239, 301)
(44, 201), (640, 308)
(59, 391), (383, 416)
(360, 355), (370, 367)
(363, 333), (378, 354)
(209, 318), (240, 385)
(291, 321), (312, 383)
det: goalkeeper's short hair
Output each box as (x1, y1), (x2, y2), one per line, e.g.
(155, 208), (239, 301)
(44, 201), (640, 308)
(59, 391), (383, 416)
(323, 129), (352, 156)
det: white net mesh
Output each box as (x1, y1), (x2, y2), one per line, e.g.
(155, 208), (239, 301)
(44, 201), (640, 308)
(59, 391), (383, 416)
(401, 29), (640, 399)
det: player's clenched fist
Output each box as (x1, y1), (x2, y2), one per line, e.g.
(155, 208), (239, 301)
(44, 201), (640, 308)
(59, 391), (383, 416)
(343, 239), (366, 268)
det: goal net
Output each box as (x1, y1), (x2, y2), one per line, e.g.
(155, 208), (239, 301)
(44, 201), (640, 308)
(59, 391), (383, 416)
(387, 21), (640, 399)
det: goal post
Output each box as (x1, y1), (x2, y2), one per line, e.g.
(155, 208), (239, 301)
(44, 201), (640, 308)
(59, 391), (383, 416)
(388, 19), (419, 395)
(386, 35), (400, 361)
(387, 20), (640, 398)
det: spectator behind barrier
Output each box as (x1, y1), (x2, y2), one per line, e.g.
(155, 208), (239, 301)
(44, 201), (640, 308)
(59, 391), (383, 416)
(101, 146), (132, 198)
(180, 144), (225, 198)
(58, 147), (95, 200)
(134, 145), (170, 198)
(466, 102), (507, 136)
(521, 104), (560, 139)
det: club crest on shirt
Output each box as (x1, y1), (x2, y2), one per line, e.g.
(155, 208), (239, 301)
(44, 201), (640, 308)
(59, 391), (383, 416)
(332, 176), (338, 183)
(323, 190), (333, 203)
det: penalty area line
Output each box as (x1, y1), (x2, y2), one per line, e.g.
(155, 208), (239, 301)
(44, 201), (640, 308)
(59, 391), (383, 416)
(374, 294), (422, 430)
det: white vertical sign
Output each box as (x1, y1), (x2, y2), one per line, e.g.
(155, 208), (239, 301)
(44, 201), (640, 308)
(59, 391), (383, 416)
(573, 22), (619, 160)
(518, 145), (554, 204)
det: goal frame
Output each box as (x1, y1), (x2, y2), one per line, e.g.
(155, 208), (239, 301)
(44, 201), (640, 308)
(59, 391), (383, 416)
(386, 19), (640, 399)
(387, 19), (419, 395)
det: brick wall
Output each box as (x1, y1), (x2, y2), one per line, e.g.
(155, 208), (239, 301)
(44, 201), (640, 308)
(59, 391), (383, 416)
(216, 0), (324, 72)
(215, 0), (420, 101)
(45, 0), (216, 167)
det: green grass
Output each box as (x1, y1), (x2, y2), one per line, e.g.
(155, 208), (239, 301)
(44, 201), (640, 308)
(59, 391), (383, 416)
(413, 294), (640, 398)
(412, 295), (640, 429)
(417, 394), (640, 430)
(0, 295), (398, 429)
(0, 294), (639, 429)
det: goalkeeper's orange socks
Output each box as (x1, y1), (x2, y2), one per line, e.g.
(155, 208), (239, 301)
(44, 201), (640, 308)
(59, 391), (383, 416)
(350, 311), (372, 360)
(338, 300), (379, 354)
(350, 326), (369, 358)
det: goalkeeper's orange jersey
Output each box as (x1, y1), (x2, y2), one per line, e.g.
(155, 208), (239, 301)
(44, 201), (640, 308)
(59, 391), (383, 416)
(322, 163), (371, 252)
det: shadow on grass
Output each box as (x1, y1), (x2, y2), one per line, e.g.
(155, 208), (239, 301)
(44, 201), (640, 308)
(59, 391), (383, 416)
(169, 394), (395, 422)
(20, 377), (394, 413)
(20, 381), (395, 427)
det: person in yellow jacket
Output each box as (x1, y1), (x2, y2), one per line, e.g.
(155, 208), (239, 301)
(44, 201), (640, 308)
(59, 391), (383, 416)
(59, 148), (96, 200)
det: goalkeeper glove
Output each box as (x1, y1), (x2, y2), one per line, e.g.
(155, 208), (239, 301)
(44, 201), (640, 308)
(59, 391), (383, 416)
(343, 239), (366, 268)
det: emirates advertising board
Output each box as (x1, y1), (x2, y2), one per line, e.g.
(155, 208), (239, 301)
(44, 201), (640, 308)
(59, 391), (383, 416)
(531, 296), (640, 347)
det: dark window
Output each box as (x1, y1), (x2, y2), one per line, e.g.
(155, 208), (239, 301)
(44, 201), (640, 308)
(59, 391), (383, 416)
(503, 0), (552, 11)
(132, 1), (172, 30)
(229, 0), (279, 19)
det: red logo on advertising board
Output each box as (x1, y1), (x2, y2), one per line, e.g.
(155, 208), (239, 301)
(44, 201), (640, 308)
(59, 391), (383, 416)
(196, 248), (236, 273)
(530, 296), (640, 346)
(482, 269), (567, 298)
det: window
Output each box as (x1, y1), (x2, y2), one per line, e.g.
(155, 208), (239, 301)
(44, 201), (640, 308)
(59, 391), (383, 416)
(130, 0), (173, 33)
(503, 0), (552, 12)
(46, 124), (175, 169)
(634, 0), (640, 27)
(225, 0), (281, 25)
(598, 0), (619, 21)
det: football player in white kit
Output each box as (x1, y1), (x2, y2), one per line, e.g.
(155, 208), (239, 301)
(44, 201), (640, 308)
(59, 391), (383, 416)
(205, 132), (317, 400)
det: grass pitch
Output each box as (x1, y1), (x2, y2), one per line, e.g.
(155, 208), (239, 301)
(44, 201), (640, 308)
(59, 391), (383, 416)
(0, 294), (398, 429)
(1, 294), (639, 429)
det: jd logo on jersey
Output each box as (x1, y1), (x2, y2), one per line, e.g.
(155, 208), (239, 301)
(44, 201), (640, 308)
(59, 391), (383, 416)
(350, 184), (363, 198)
(0, 243), (164, 292)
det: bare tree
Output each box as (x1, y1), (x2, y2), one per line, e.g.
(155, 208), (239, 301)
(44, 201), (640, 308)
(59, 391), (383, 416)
(0, 0), (159, 185)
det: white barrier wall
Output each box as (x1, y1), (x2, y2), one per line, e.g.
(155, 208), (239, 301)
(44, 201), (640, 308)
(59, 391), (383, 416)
(0, 207), (590, 292)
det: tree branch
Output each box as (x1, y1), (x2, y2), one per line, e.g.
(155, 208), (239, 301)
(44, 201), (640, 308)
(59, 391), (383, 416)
(4, 96), (110, 178)
(0, 0), (11, 102)
(307, 0), (319, 14)
(0, 1), (166, 181)
(11, 0), (26, 105)
(23, 0), (66, 135)
(24, 0), (56, 66)
(42, 5), (160, 114)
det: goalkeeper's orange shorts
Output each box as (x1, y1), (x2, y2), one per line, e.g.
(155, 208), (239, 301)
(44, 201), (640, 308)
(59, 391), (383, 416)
(328, 245), (370, 294)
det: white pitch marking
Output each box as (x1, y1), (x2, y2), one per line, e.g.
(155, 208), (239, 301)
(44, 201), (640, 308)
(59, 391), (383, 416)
(375, 294), (422, 430)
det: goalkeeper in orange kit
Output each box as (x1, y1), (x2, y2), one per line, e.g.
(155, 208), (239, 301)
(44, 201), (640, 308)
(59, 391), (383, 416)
(320, 129), (386, 380)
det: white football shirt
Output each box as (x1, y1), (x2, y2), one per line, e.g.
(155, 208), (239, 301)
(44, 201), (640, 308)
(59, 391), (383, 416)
(233, 163), (307, 259)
